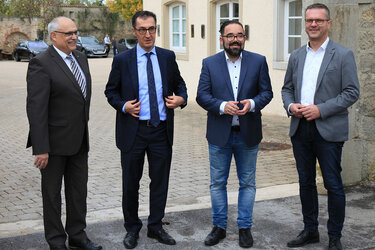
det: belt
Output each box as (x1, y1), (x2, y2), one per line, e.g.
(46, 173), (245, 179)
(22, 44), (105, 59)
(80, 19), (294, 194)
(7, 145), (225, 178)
(139, 120), (166, 127)
(231, 126), (240, 131)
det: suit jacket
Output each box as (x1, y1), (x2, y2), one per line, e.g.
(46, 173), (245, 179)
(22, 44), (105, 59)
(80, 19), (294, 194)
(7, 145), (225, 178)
(196, 50), (273, 147)
(281, 39), (360, 142)
(104, 46), (188, 152)
(26, 46), (91, 155)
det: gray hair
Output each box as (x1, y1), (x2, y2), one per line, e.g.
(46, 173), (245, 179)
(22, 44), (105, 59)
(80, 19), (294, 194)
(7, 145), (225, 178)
(48, 17), (73, 38)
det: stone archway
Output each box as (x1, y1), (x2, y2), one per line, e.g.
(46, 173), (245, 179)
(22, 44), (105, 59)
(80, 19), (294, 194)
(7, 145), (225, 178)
(2, 31), (29, 54)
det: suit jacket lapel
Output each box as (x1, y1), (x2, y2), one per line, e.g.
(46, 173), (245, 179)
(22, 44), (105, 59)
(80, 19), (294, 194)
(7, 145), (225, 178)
(316, 40), (335, 91)
(219, 51), (235, 99)
(49, 47), (86, 99)
(155, 47), (168, 96)
(237, 52), (248, 96)
(297, 46), (307, 103)
(127, 47), (139, 100)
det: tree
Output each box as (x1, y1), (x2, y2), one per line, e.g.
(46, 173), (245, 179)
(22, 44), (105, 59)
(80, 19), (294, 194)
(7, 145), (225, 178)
(62, 0), (104, 6)
(0, 0), (10, 17)
(106, 0), (142, 20)
(39, 1), (64, 40)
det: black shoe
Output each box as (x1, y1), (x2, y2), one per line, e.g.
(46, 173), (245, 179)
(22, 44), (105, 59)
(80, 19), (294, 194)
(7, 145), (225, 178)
(50, 246), (68, 250)
(239, 228), (253, 248)
(147, 228), (176, 245)
(287, 230), (319, 248)
(204, 226), (226, 246)
(329, 237), (343, 250)
(68, 238), (102, 250)
(123, 232), (139, 249)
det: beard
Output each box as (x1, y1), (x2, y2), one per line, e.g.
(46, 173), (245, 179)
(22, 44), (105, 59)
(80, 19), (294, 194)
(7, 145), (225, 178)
(223, 41), (244, 58)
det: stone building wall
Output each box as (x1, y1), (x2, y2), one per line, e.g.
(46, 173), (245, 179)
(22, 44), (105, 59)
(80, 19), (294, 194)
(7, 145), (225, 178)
(354, 1), (375, 182)
(320, 0), (375, 184)
(57, 5), (133, 43)
(0, 18), (39, 54)
(0, 6), (133, 57)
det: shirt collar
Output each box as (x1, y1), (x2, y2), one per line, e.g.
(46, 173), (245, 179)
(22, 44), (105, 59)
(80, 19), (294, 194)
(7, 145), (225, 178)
(53, 45), (73, 59)
(306, 37), (330, 52)
(224, 51), (242, 63)
(137, 43), (156, 57)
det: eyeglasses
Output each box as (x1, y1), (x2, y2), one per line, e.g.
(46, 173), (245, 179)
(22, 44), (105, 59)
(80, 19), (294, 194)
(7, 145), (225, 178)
(305, 19), (329, 25)
(221, 34), (245, 41)
(135, 27), (157, 35)
(54, 30), (80, 37)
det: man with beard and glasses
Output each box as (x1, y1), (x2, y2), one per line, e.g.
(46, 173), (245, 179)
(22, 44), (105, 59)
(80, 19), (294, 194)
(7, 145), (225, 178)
(196, 20), (273, 248)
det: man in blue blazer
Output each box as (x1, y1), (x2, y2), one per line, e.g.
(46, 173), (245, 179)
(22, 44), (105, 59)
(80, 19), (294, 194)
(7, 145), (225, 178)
(282, 4), (360, 250)
(196, 20), (273, 248)
(105, 11), (187, 249)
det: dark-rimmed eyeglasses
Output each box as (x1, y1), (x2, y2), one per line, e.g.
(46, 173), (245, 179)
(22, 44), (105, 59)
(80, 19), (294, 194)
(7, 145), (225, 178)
(134, 27), (157, 35)
(221, 34), (245, 41)
(305, 19), (329, 25)
(54, 30), (80, 37)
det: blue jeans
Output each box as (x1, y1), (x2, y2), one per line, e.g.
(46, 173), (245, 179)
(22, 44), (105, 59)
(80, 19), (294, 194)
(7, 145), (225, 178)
(209, 130), (259, 229)
(291, 119), (345, 239)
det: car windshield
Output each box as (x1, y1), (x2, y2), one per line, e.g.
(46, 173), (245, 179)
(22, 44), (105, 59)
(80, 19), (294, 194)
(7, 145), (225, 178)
(81, 37), (101, 45)
(126, 39), (137, 46)
(28, 41), (48, 51)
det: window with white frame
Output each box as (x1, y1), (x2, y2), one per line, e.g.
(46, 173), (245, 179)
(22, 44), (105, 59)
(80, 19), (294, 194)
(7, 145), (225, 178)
(169, 4), (186, 52)
(216, 1), (239, 52)
(284, 0), (302, 60)
(274, 0), (302, 69)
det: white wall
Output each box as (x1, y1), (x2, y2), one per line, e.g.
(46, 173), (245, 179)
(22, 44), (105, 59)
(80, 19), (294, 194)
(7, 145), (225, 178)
(144, 0), (287, 116)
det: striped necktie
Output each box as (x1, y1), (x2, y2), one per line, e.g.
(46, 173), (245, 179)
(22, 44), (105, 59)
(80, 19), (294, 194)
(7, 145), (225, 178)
(66, 54), (87, 98)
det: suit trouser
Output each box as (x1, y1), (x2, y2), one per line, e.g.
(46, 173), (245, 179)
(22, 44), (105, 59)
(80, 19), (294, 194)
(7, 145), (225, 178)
(291, 118), (345, 239)
(120, 122), (172, 233)
(41, 141), (88, 247)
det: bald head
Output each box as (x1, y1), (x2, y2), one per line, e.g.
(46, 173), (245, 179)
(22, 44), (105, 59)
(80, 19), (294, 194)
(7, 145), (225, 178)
(49, 17), (78, 54)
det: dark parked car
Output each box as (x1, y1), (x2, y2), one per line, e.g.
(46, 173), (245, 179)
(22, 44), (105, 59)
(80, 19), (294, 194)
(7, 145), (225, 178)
(117, 38), (137, 53)
(76, 36), (108, 57)
(13, 40), (49, 61)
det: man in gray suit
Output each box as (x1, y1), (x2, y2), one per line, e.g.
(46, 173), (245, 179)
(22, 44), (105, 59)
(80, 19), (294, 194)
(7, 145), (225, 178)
(281, 3), (359, 250)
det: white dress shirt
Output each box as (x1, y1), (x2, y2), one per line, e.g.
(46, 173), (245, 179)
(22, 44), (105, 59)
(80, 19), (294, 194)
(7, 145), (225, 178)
(53, 45), (86, 85)
(219, 52), (255, 126)
(301, 37), (329, 105)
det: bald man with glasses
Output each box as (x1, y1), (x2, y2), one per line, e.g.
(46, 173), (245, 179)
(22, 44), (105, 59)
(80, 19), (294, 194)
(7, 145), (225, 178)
(26, 17), (101, 250)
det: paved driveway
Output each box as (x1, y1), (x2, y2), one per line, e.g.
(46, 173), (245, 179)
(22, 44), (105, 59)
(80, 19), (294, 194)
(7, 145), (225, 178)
(0, 58), (297, 236)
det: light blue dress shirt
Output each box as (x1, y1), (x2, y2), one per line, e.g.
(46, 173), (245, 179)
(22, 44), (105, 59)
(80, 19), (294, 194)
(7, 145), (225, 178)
(123, 44), (166, 121)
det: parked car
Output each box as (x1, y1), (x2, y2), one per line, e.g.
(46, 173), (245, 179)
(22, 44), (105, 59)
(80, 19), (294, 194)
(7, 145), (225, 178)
(76, 36), (108, 57)
(13, 40), (49, 61)
(117, 38), (137, 53)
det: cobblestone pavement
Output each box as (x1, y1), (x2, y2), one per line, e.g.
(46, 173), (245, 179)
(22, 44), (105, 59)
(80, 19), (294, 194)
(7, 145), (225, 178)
(0, 59), (297, 230)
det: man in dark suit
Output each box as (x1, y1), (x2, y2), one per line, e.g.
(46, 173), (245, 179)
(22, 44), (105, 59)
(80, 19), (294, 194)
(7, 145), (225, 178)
(196, 20), (273, 248)
(26, 17), (101, 250)
(281, 3), (360, 250)
(105, 10), (187, 249)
